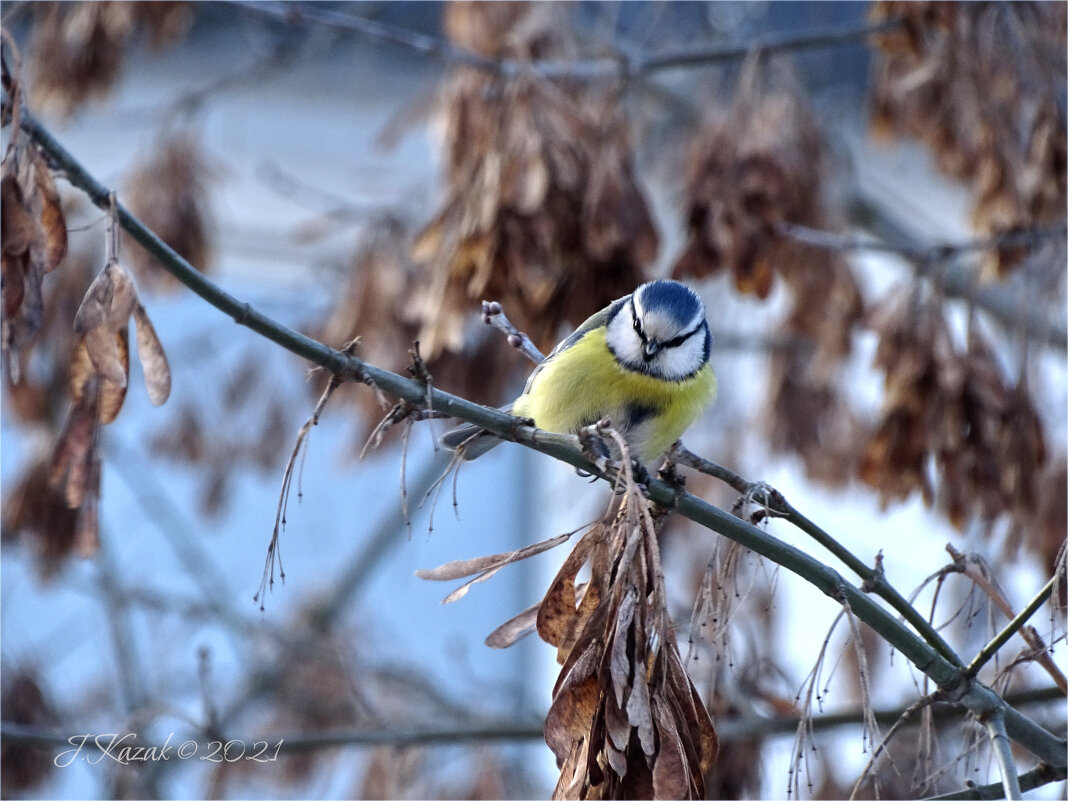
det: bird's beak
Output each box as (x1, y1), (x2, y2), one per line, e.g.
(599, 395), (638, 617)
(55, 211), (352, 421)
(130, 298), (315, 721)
(643, 340), (661, 358)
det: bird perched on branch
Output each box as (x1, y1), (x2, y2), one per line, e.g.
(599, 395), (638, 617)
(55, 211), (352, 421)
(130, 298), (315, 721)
(441, 279), (716, 464)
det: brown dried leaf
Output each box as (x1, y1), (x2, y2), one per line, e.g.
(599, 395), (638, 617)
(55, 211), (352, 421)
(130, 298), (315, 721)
(411, 5), (654, 361)
(869, 2), (1066, 275)
(651, 698), (690, 800)
(134, 1), (192, 49)
(50, 392), (99, 509)
(4, 256), (45, 354)
(97, 328), (130, 425)
(28, 2), (136, 116)
(537, 531), (596, 648)
(30, 149), (67, 273)
(626, 665), (655, 757)
(132, 302), (171, 406)
(440, 564), (508, 604)
(1, 456), (79, 579)
(122, 129), (214, 290)
(1, 175), (35, 258)
(0, 668), (59, 795)
(544, 642), (600, 761)
(68, 331), (126, 422)
(604, 691), (631, 756)
(679, 660), (720, 776)
(673, 77), (829, 303)
(416, 531), (572, 581)
(609, 587), (636, 707)
(68, 336), (96, 404)
(73, 262), (138, 335)
(83, 326), (128, 389)
(1, 251), (27, 321)
(484, 602), (541, 649)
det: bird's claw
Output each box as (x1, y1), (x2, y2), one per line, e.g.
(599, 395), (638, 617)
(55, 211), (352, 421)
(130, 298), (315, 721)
(578, 423), (612, 472)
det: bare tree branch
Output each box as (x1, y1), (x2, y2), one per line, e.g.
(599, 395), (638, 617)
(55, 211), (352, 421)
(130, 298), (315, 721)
(18, 108), (1067, 779)
(630, 14), (905, 75)
(984, 710), (1023, 800)
(846, 193), (1068, 352)
(778, 220), (1067, 264)
(670, 444), (965, 670)
(236, 2), (904, 81)
(946, 545), (1068, 694)
(928, 762), (1067, 800)
(4, 686), (1060, 755)
(967, 570), (1067, 681)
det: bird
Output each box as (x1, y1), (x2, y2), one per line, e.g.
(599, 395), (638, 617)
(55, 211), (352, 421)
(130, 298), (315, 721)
(441, 279), (716, 465)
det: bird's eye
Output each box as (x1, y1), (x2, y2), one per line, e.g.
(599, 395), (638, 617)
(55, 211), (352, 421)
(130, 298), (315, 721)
(632, 318), (642, 334)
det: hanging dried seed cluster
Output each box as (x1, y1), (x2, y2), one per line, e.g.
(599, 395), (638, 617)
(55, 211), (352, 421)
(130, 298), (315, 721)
(1, 140), (68, 379)
(411, 1), (657, 359)
(47, 261), (172, 556)
(538, 486), (717, 799)
(673, 66), (865, 483)
(27, 1), (191, 117)
(672, 78), (828, 300)
(419, 457), (718, 799)
(122, 129), (215, 291)
(860, 290), (1045, 530)
(870, 1), (1067, 277)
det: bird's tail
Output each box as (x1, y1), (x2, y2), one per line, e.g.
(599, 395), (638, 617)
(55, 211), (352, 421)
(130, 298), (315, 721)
(439, 403), (513, 460)
(438, 423), (503, 460)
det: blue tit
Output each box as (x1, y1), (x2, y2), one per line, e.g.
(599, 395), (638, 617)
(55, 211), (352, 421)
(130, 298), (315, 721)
(441, 279), (716, 464)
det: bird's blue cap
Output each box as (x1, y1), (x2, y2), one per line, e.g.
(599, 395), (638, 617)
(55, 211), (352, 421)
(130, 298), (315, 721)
(637, 280), (704, 329)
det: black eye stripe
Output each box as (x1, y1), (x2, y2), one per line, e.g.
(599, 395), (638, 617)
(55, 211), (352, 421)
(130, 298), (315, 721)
(629, 296), (648, 344)
(662, 322), (703, 349)
(630, 294), (704, 351)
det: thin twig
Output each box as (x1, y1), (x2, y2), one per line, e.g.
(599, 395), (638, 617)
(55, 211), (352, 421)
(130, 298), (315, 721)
(778, 220), (1067, 264)
(839, 595), (883, 757)
(947, 545), (1068, 693)
(632, 15), (904, 74)
(236, 1), (502, 72)
(847, 193), (1068, 352)
(481, 300), (545, 364)
(967, 570), (1065, 681)
(238, 1), (904, 81)
(671, 444), (965, 670)
(789, 609), (846, 799)
(257, 372), (343, 608)
(850, 692), (943, 799)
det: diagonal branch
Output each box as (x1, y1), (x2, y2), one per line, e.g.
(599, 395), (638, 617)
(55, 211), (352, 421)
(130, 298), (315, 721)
(966, 569), (1066, 681)
(18, 109), (1067, 776)
(670, 444), (965, 669)
(846, 193), (1068, 352)
(946, 545), (1068, 693)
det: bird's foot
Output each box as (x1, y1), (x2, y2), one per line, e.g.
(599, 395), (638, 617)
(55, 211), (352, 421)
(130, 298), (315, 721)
(578, 422), (613, 477)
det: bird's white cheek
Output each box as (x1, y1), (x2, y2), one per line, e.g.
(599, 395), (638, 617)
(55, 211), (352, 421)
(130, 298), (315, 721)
(655, 337), (705, 380)
(605, 317), (646, 369)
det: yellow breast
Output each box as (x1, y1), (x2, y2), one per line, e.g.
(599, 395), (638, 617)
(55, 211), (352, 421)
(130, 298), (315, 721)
(511, 327), (716, 463)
